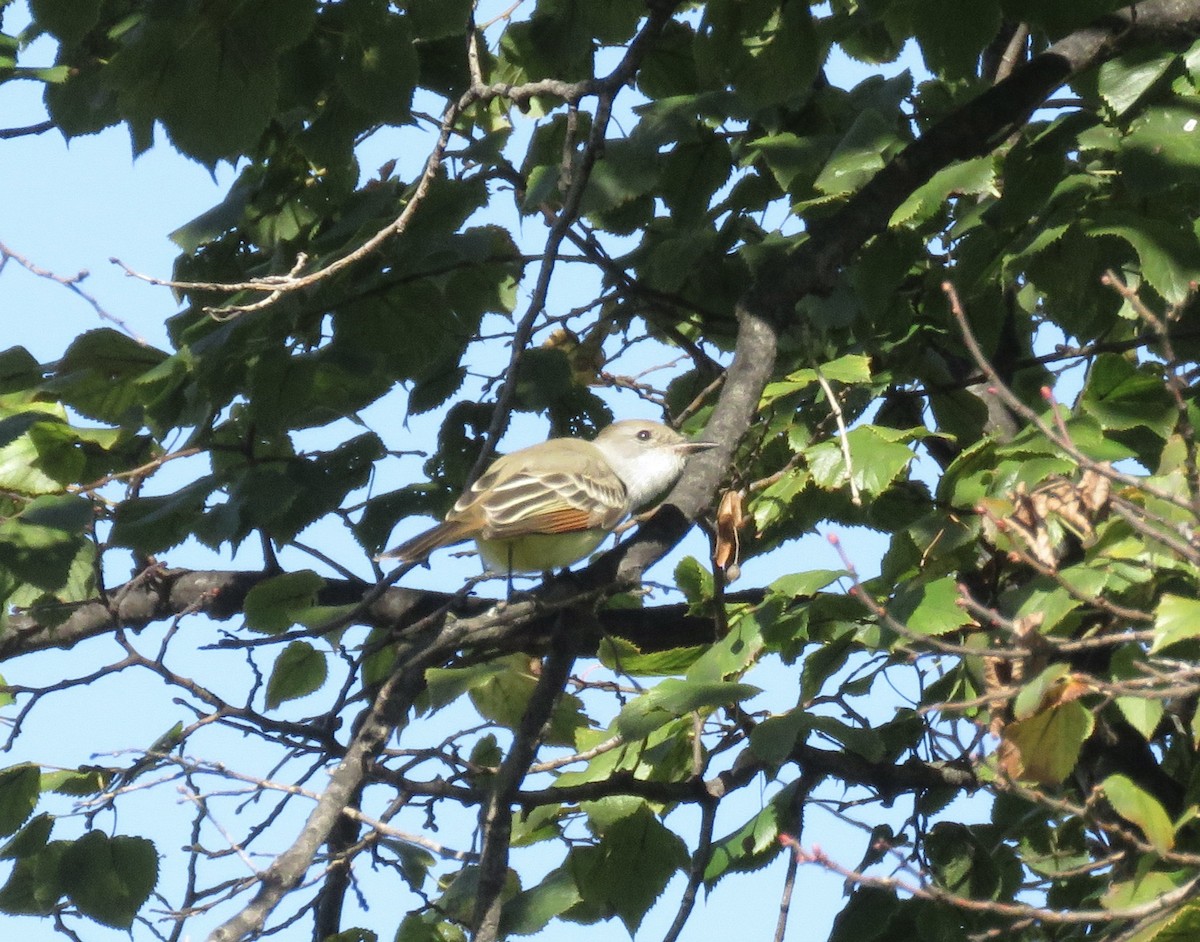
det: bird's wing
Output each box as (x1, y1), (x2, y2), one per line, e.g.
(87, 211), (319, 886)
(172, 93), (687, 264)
(454, 441), (628, 540)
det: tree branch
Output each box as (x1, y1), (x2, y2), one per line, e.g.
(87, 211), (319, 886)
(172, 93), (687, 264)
(472, 616), (581, 940)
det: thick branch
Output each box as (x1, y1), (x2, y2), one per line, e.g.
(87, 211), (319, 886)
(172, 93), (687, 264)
(0, 567), (765, 663)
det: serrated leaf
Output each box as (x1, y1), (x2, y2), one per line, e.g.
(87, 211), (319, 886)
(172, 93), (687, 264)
(0, 840), (66, 915)
(1087, 212), (1200, 304)
(109, 477), (216, 554)
(749, 710), (809, 765)
(1000, 701), (1094, 786)
(769, 569), (845, 597)
(674, 555), (712, 604)
(1116, 697), (1164, 741)
(501, 866), (581, 936)
(614, 679), (760, 740)
(41, 766), (111, 797)
(807, 426), (914, 496)
(808, 714), (885, 762)
(704, 780), (798, 885)
(265, 641), (328, 709)
(423, 659), (510, 713)
(891, 576), (971, 637)
(243, 570), (325, 634)
(1103, 869), (1184, 911)
(1152, 594), (1200, 653)
(1122, 899), (1200, 941)
(0, 814), (53, 861)
(760, 354), (873, 405)
(1101, 774), (1175, 854)
(60, 831), (157, 929)
(0, 765), (39, 838)
(596, 636), (707, 676)
(568, 805), (688, 932)
(1099, 49), (1177, 116)
(890, 156), (997, 228)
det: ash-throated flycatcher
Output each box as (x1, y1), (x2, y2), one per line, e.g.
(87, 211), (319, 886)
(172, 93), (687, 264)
(379, 420), (716, 573)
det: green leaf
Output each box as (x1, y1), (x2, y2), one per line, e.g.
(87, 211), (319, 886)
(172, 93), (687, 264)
(1103, 868), (1187, 911)
(674, 555), (713, 604)
(750, 710), (809, 765)
(0, 765), (40, 838)
(761, 352), (874, 405)
(596, 636), (707, 677)
(890, 156), (997, 229)
(807, 426), (914, 496)
(0, 814), (54, 861)
(60, 831), (157, 929)
(750, 468), (809, 532)
(1086, 212), (1200, 304)
(1152, 594), (1200, 653)
(704, 780), (798, 885)
(808, 714), (885, 762)
(41, 766), (111, 797)
(109, 477), (217, 554)
(1001, 700), (1094, 786)
(801, 630), (855, 702)
(910, 0), (1001, 80)
(1101, 774), (1175, 854)
(813, 108), (901, 197)
(695, 0), (821, 111)
(29, 0), (103, 45)
(1122, 900), (1200, 941)
(925, 821), (1018, 900)
(265, 641), (328, 709)
(44, 328), (169, 425)
(1098, 48), (1177, 116)
(0, 840), (66, 915)
(103, 0), (317, 164)
(1119, 106), (1200, 197)
(395, 911), (468, 942)
(336, 2), (417, 122)
(568, 805), (688, 933)
(890, 576), (971, 636)
(615, 679), (760, 740)
(423, 659), (511, 713)
(501, 867), (581, 936)
(769, 569), (845, 597)
(1116, 696), (1164, 741)
(408, 0), (471, 40)
(244, 570), (326, 634)
(827, 885), (899, 942)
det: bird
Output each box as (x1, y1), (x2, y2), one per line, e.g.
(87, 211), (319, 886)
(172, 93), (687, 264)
(378, 419), (716, 575)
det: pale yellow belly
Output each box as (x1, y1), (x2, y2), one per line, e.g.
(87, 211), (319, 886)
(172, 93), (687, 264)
(475, 529), (608, 573)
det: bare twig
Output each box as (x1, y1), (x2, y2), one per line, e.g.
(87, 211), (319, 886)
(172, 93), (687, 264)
(0, 239), (149, 343)
(814, 365), (861, 506)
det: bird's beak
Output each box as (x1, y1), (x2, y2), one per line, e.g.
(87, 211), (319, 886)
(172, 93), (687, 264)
(679, 440), (718, 454)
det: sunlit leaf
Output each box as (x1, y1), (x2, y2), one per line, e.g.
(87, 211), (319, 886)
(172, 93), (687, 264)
(1101, 774), (1175, 855)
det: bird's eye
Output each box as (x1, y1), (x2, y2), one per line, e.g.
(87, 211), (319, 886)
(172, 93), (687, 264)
(637, 429), (652, 441)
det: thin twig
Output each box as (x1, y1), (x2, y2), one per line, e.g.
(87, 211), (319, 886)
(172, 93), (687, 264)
(0, 239), (149, 343)
(814, 365), (861, 506)
(472, 615), (581, 941)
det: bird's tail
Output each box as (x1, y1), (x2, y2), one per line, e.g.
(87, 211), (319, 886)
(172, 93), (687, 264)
(375, 521), (472, 562)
